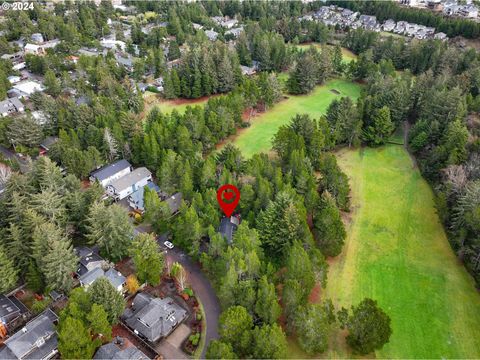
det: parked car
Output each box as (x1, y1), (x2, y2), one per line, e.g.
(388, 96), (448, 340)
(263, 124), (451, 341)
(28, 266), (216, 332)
(164, 241), (174, 249)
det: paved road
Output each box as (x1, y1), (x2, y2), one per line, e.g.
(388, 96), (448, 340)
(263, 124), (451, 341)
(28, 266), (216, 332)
(0, 145), (30, 173)
(165, 247), (220, 359)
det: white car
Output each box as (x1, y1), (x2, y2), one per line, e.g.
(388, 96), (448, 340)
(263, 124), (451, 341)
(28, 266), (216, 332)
(164, 241), (174, 249)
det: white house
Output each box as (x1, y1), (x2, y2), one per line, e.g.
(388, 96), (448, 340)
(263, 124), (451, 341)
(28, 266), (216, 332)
(100, 38), (126, 51)
(106, 167), (152, 201)
(89, 159), (132, 188)
(7, 76), (21, 84)
(24, 43), (44, 55)
(11, 81), (45, 99)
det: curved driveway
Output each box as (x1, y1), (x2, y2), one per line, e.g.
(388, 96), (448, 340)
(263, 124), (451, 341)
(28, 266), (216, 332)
(165, 248), (221, 359)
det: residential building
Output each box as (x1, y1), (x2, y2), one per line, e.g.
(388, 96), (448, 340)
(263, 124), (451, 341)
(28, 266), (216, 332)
(75, 246), (107, 277)
(164, 192), (183, 216)
(106, 167), (152, 201)
(240, 65), (257, 76)
(434, 32), (448, 40)
(24, 43), (44, 55)
(100, 38), (126, 51)
(128, 182), (161, 213)
(205, 29), (219, 41)
(122, 293), (187, 343)
(89, 159), (132, 188)
(225, 27), (243, 38)
(30, 33), (44, 44)
(42, 39), (61, 50)
(115, 54), (134, 73)
(0, 309), (58, 360)
(383, 19), (396, 32)
(0, 98), (24, 117)
(39, 136), (58, 156)
(218, 216), (240, 244)
(459, 4), (478, 18)
(93, 337), (148, 360)
(11, 81), (45, 99)
(79, 267), (126, 292)
(7, 76), (21, 84)
(0, 295), (28, 333)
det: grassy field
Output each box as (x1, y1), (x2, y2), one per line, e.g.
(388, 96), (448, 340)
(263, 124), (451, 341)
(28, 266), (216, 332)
(296, 44), (357, 63)
(143, 92), (211, 115)
(230, 79), (362, 158)
(319, 145), (480, 359)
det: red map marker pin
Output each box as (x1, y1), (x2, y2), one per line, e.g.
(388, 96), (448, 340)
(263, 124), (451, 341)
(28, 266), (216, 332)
(217, 184), (240, 217)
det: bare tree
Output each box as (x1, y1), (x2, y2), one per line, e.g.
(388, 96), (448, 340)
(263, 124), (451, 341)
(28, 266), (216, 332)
(103, 128), (118, 162)
(443, 165), (468, 197)
(0, 164), (12, 187)
(171, 262), (187, 292)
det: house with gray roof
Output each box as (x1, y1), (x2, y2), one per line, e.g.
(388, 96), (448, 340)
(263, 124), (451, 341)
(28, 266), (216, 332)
(164, 192), (183, 216)
(0, 295), (29, 330)
(225, 27), (243, 38)
(128, 182), (160, 213)
(0, 309), (58, 360)
(106, 167), (152, 201)
(122, 293), (187, 343)
(218, 216), (240, 244)
(79, 268), (126, 293)
(93, 337), (148, 359)
(89, 159), (132, 188)
(205, 29), (219, 41)
(0, 98), (24, 117)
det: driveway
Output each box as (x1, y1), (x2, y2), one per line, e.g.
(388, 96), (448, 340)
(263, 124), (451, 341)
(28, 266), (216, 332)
(136, 225), (221, 359)
(165, 247), (221, 359)
(0, 145), (30, 173)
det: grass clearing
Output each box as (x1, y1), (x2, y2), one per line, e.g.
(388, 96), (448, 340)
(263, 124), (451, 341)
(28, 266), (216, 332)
(321, 145), (480, 358)
(143, 92), (211, 116)
(230, 79), (362, 158)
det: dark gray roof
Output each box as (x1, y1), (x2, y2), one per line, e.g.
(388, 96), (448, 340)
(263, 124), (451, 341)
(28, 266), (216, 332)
(0, 295), (21, 325)
(218, 216), (239, 244)
(90, 159), (131, 182)
(39, 136), (58, 150)
(165, 192), (182, 215)
(76, 246), (104, 276)
(0, 98), (24, 115)
(122, 293), (187, 343)
(0, 309), (58, 360)
(93, 339), (148, 360)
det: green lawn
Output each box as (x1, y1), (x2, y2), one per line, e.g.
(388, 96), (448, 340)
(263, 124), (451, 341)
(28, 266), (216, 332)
(296, 44), (357, 63)
(322, 145), (480, 358)
(230, 79), (362, 158)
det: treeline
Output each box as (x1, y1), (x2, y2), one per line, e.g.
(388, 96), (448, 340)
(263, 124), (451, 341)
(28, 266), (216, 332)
(328, 0), (480, 39)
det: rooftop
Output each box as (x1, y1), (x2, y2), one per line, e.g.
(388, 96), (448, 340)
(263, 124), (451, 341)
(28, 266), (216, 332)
(108, 167), (151, 193)
(90, 159), (132, 182)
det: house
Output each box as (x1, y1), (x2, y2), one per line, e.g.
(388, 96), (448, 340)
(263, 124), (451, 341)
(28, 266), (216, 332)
(100, 38), (126, 51)
(75, 247), (126, 292)
(42, 39), (61, 50)
(89, 159), (132, 188)
(31, 33), (44, 43)
(11, 81), (45, 99)
(79, 267), (126, 292)
(106, 167), (152, 201)
(359, 15), (378, 31)
(7, 76), (21, 84)
(205, 29), (219, 41)
(122, 293), (187, 343)
(394, 20), (408, 34)
(153, 77), (164, 91)
(225, 27), (243, 38)
(218, 216), (240, 244)
(458, 4), (478, 18)
(137, 82), (149, 93)
(0, 295), (28, 334)
(164, 192), (182, 216)
(39, 136), (58, 156)
(0, 98), (24, 117)
(93, 337), (148, 360)
(240, 65), (257, 76)
(383, 19), (396, 32)
(0, 309), (58, 360)
(75, 246), (107, 276)
(192, 23), (203, 30)
(24, 43), (44, 55)
(434, 32), (448, 40)
(128, 182), (161, 213)
(115, 55), (134, 73)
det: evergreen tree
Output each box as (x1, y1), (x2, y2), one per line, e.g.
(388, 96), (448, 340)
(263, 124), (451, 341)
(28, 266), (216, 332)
(87, 303), (112, 341)
(206, 340), (237, 359)
(44, 69), (61, 96)
(0, 244), (18, 293)
(86, 202), (134, 261)
(363, 106), (395, 146)
(251, 324), (287, 359)
(88, 277), (125, 324)
(129, 233), (164, 286)
(58, 317), (98, 359)
(218, 306), (253, 356)
(313, 192), (346, 257)
(345, 298), (392, 355)
(255, 275), (281, 325)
